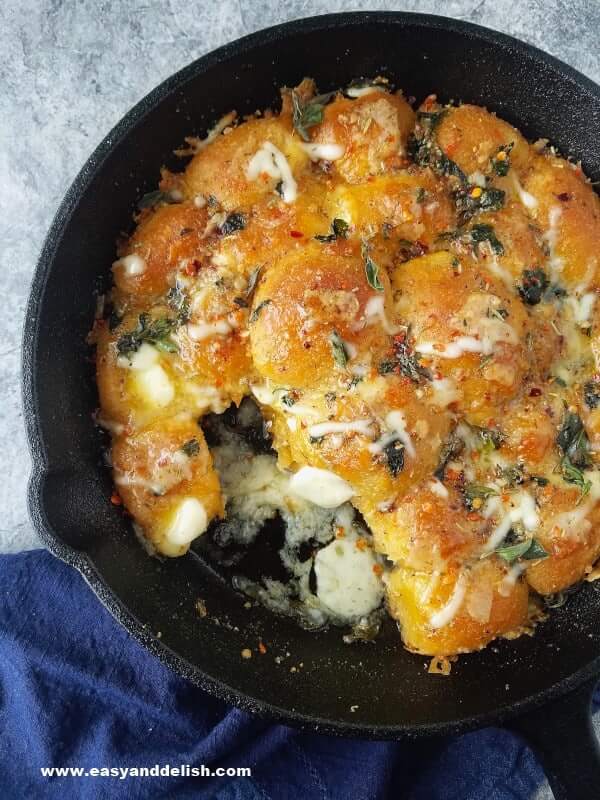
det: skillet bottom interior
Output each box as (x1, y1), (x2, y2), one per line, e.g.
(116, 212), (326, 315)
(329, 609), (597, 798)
(25, 12), (600, 735)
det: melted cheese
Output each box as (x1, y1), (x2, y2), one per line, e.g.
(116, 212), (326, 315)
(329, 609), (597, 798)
(482, 491), (539, 554)
(314, 537), (384, 619)
(134, 364), (175, 407)
(246, 141), (297, 203)
(429, 572), (467, 629)
(544, 206), (564, 275)
(307, 419), (374, 439)
(512, 174), (538, 210)
(345, 85), (386, 98)
(369, 410), (415, 458)
(289, 466), (354, 507)
(164, 497), (208, 545)
(299, 142), (345, 161)
(187, 319), (232, 341)
(113, 253), (146, 277)
(363, 295), (401, 335)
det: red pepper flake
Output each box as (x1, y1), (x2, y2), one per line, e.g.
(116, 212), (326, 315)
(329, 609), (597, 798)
(185, 258), (202, 276)
(289, 230), (303, 238)
(372, 563), (384, 577)
(110, 492), (122, 506)
(258, 641), (267, 655)
(529, 387), (542, 397)
(556, 192), (572, 202)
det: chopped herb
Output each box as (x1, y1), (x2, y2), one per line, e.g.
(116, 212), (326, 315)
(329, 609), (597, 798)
(330, 330), (348, 368)
(501, 463), (525, 487)
(454, 185), (505, 225)
(384, 439), (405, 477)
(517, 268), (549, 306)
(315, 218), (349, 242)
(281, 393), (296, 407)
(233, 296), (248, 308)
(291, 90), (333, 141)
(167, 283), (191, 323)
(557, 411), (591, 469)
(394, 338), (432, 383)
(361, 240), (384, 291)
(116, 313), (178, 356)
(463, 483), (498, 511)
(472, 425), (504, 452)
(407, 115), (467, 184)
(245, 267), (262, 299)
(561, 457), (592, 495)
(137, 190), (176, 210)
(416, 187), (427, 203)
(490, 143), (514, 177)
(470, 223), (504, 255)
(274, 180), (284, 197)
(496, 537), (548, 563)
(218, 212), (246, 236)
(434, 431), (464, 481)
(181, 438), (200, 457)
(584, 380), (600, 410)
(530, 475), (549, 486)
(249, 299), (271, 323)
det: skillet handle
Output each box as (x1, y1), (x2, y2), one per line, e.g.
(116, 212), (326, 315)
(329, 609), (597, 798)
(507, 679), (599, 800)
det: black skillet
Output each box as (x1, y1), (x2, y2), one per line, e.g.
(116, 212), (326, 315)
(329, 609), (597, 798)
(22, 12), (600, 799)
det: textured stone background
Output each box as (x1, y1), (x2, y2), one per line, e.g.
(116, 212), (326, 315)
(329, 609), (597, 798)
(1, 3), (599, 796)
(3, 0), (598, 553)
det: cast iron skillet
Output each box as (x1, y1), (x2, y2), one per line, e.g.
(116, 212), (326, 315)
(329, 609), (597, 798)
(22, 12), (600, 799)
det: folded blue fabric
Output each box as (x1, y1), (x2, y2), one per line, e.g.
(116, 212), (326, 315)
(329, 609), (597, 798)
(0, 550), (549, 799)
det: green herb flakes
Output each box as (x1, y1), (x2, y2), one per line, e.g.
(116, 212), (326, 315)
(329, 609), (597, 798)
(315, 218), (349, 243)
(361, 240), (384, 291)
(117, 314), (178, 356)
(181, 438), (200, 457)
(330, 330), (349, 368)
(495, 538), (548, 563)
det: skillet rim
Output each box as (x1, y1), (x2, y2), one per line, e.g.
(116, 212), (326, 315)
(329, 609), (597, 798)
(22, 10), (600, 739)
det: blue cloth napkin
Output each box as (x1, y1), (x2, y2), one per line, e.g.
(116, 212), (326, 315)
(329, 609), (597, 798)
(0, 550), (550, 799)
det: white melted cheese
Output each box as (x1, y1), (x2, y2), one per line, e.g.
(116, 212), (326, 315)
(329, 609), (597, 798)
(117, 343), (175, 408)
(417, 336), (485, 359)
(567, 292), (597, 327)
(363, 295), (402, 335)
(308, 419), (374, 440)
(134, 365), (175, 408)
(194, 110), (237, 151)
(369, 410), (415, 458)
(544, 206), (565, 275)
(246, 141), (297, 203)
(468, 170), (487, 188)
(429, 572), (468, 629)
(345, 85), (386, 98)
(499, 562), (527, 597)
(299, 142), (345, 161)
(512, 174), (538, 210)
(429, 479), (449, 499)
(482, 491), (540, 554)
(165, 497), (208, 546)
(314, 537), (384, 619)
(113, 253), (146, 277)
(417, 310), (517, 360)
(185, 383), (229, 414)
(431, 378), (461, 407)
(288, 466), (354, 508)
(117, 342), (159, 370)
(187, 319), (232, 341)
